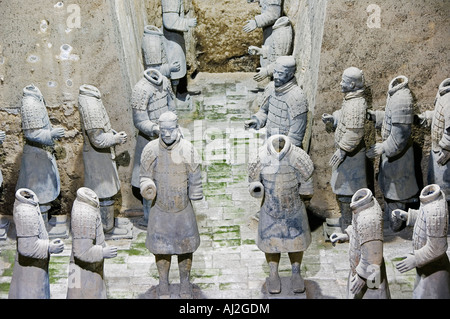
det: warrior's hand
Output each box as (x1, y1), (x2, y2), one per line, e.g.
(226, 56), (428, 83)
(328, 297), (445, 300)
(395, 254), (417, 273)
(114, 132), (128, 145)
(0, 131), (5, 143)
(243, 20), (257, 33)
(248, 46), (262, 56)
(392, 209), (408, 222)
(152, 125), (160, 137)
(437, 149), (450, 166)
(188, 18), (197, 28)
(103, 246), (118, 259)
(249, 182), (264, 199)
(49, 239), (64, 254)
(366, 110), (377, 122)
(330, 233), (349, 246)
(322, 113), (334, 124)
(170, 61), (181, 73)
(254, 68), (268, 82)
(366, 143), (385, 159)
(141, 180), (157, 201)
(329, 149), (346, 169)
(51, 127), (65, 140)
(244, 119), (258, 130)
(416, 113), (428, 127)
(350, 274), (366, 295)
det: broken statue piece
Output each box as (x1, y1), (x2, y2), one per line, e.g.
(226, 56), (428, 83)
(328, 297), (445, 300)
(392, 184), (450, 299)
(367, 75), (419, 231)
(131, 69), (177, 227)
(419, 78), (450, 201)
(78, 84), (131, 238)
(248, 134), (314, 295)
(67, 187), (118, 299)
(322, 67), (369, 233)
(140, 111), (203, 299)
(331, 188), (391, 299)
(15, 84), (67, 238)
(9, 189), (64, 299)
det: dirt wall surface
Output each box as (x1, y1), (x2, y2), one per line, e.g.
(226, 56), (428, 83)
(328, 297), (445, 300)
(310, 0), (450, 217)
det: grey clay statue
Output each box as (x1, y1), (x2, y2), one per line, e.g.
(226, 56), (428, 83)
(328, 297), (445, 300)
(331, 188), (391, 299)
(78, 84), (129, 236)
(248, 134), (314, 294)
(322, 67), (369, 232)
(367, 75), (419, 231)
(245, 56), (309, 150)
(142, 25), (181, 79)
(161, 0), (197, 97)
(131, 69), (177, 227)
(16, 84), (65, 237)
(248, 16), (293, 82)
(244, 0), (282, 72)
(9, 189), (64, 299)
(140, 111), (203, 299)
(67, 187), (118, 299)
(418, 78), (450, 204)
(392, 184), (450, 299)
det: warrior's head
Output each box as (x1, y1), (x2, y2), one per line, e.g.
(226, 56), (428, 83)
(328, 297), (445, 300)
(273, 56), (296, 88)
(23, 84), (43, 100)
(159, 111), (179, 146)
(79, 84), (101, 99)
(76, 187), (100, 209)
(341, 67), (365, 93)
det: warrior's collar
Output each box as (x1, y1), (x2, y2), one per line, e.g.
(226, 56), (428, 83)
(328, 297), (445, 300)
(344, 89), (365, 101)
(439, 78), (450, 97)
(388, 76), (409, 96)
(350, 188), (374, 214)
(267, 134), (292, 161)
(15, 189), (39, 207)
(144, 69), (163, 86)
(275, 77), (297, 95)
(420, 184), (443, 205)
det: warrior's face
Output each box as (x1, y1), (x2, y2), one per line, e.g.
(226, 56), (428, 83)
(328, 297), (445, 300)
(160, 120), (179, 146)
(340, 75), (356, 93)
(273, 64), (294, 88)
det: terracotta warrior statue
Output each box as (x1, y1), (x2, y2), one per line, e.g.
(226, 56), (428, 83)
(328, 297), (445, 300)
(245, 56), (309, 150)
(248, 134), (314, 294)
(140, 111), (203, 299)
(131, 69), (177, 227)
(418, 78), (450, 206)
(142, 25), (181, 79)
(392, 184), (450, 299)
(16, 84), (65, 237)
(9, 189), (65, 299)
(322, 67), (369, 232)
(367, 75), (419, 231)
(78, 84), (129, 237)
(244, 0), (282, 71)
(331, 188), (391, 299)
(248, 16), (293, 83)
(161, 0), (197, 97)
(67, 187), (118, 299)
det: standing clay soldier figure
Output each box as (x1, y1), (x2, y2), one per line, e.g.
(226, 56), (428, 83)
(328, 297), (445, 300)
(367, 75), (419, 231)
(331, 188), (391, 299)
(248, 134), (314, 294)
(322, 67), (369, 232)
(140, 111), (203, 299)
(9, 188), (65, 299)
(392, 184), (450, 299)
(245, 56), (309, 149)
(418, 78), (450, 205)
(78, 84), (129, 237)
(131, 69), (177, 226)
(244, 0), (282, 71)
(67, 187), (118, 299)
(248, 16), (293, 83)
(16, 84), (65, 237)
(142, 25), (181, 79)
(161, 0), (197, 97)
